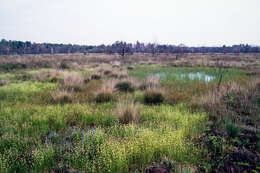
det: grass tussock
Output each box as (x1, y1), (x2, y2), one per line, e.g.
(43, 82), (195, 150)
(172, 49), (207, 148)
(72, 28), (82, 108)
(34, 71), (61, 83)
(116, 99), (139, 124)
(165, 87), (190, 105)
(95, 80), (116, 103)
(50, 89), (74, 104)
(115, 79), (136, 93)
(144, 88), (165, 105)
(62, 72), (84, 91)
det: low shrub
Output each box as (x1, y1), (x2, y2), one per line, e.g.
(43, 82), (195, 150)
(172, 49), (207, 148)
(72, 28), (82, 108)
(51, 90), (74, 104)
(115, 81), (135, 92)
(116, 100), (139, 124)
(144, 88), (165, 105)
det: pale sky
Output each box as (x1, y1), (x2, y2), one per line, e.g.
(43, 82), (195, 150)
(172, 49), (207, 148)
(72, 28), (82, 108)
(1, 0), (260, 46)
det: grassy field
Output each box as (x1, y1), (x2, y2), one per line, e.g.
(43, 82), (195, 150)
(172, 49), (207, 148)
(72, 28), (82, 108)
(0, 53), (259, 173)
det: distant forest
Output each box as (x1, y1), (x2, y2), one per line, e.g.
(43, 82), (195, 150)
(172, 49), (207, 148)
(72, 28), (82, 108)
(0, 39), (260, 55)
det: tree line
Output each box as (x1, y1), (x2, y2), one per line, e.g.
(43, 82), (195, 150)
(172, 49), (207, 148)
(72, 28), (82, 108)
(0, 39), (259, 55)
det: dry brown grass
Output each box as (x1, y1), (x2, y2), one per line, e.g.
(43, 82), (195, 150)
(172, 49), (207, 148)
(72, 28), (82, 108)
(165, 87), (190, 105)
(139, 76), (161, 90)
(51, 89), (74, 104)
(116, 99), (139, 124)
(197, 78), (260, 127)
(94, 80), (116, 103)
(0, 53), (259, 72)
(62, 72), (84, 91)
(34, 70), (61, 82)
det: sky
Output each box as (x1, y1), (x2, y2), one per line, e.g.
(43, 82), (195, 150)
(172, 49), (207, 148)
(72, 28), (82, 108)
(1, 0), (260, 46)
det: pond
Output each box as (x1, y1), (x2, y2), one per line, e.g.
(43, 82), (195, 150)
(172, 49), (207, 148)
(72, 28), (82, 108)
(154, 72), (215, 82)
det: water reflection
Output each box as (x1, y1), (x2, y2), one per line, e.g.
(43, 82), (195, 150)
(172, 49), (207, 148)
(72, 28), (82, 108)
(154, 72), (215, 82)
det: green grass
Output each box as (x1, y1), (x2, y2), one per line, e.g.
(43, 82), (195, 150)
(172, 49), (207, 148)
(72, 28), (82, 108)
(0, 81), (58, 104)
(0, 97), (207, 172)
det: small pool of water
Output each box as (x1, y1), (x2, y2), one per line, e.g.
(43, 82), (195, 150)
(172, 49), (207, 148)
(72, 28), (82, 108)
(154, 72), (215, 82)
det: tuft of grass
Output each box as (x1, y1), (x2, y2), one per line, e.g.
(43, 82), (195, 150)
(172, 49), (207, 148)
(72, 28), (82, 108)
(62, 72), (84, 91)
(34, 71), (61, 83)
(144, 88), (165, 105)
(95, 80), (116, 103)
(116, 99), (139, 124)
(50, 90), (74, 104)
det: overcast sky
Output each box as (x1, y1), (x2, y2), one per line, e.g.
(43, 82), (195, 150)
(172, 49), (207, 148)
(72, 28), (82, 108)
(1, 0), (260, 46)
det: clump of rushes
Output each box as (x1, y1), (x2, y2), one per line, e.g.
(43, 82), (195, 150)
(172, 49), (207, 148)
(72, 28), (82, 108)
(95, 80), (115, 103)
(51, 89), (74, 104)
(144, 88), (165, 105)
(139, 76), (161, 90)
(115, 80), (135, 93)
(63, 72), (84, 91)
(116, 99), (139, 124)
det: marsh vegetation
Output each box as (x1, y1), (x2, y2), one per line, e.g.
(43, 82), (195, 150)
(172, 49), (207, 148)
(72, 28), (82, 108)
(0, 53), (259, 173)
